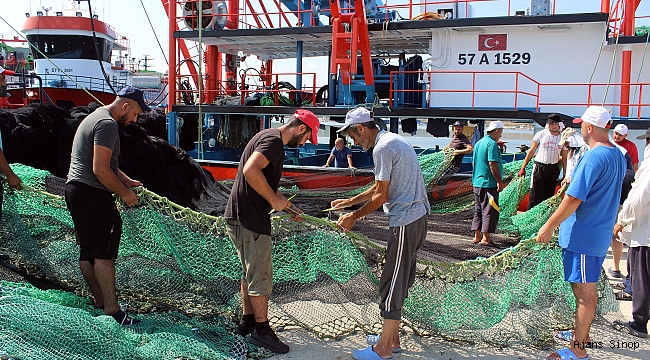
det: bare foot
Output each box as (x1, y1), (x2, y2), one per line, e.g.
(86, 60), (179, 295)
(472, 237), (481, 243)
(479, 240), (493, 246)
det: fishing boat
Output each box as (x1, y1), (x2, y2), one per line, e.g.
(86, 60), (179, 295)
(161, 0), (649, 185)
(2, 0), (166, 109)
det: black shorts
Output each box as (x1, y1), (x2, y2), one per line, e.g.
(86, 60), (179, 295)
(64, 181), (122, 260)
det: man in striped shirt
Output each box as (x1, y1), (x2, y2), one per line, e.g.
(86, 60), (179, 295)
(518, 114), (568, 209)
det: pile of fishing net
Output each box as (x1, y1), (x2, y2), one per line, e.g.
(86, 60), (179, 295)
(0, 103), (229, 214)
(0, 164), (621, 359)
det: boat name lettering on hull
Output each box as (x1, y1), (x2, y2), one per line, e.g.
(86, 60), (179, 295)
(46, 68), (74, 73)
(458, 52), (531, 65)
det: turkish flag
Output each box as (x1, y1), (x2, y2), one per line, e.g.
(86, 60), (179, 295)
(478, 34), (507, 51)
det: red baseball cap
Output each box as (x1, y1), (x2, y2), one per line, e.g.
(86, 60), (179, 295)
(293, 109), (320, 145)
(0, 66), (15, 76)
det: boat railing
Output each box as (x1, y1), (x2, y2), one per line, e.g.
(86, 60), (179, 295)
(389, 69), (540, 109)
(171, 72), (317, 106)
(389, 69), (650, 119)
(30, 73), (130, 94)
(240, 72), (318, 106)
(538, 82), (650, 120)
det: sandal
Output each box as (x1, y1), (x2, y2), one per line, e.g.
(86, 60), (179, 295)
(610, 282), (626, 290)
(554, 330), (573, 342)
(608, 267), (623, 279)
(110, 310), (141, 326)
(366, 334), (402, 353)
(615, 290), (633, 301)
(547, 347), (590, 359)
(612, 320), (649, 338)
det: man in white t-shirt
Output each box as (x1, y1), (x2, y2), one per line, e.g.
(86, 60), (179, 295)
(518, 114), (568, 209)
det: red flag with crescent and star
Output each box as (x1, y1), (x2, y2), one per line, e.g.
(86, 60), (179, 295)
(478, 34), (507, 51)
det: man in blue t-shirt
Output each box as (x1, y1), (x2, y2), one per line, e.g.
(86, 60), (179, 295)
(537, 106), (626, 360)
(471, 120), (504, 245)
(323, 138), (354, 168)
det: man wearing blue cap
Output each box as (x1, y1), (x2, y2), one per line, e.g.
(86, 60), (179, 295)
(64, 86), (149, 326)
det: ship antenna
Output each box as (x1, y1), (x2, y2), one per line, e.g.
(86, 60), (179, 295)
(84, 0), (117, 95)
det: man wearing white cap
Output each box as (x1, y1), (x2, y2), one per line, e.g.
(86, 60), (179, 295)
(613, 124), (639, 171)
(470, 120), (504, 245)
(331, 107), (429, 360)
(537, 106), (626, 360)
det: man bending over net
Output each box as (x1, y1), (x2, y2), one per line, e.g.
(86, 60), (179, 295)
(332, 107), (429, 360)
(65, 86), (148, 326)
(224, 109), (319, 355)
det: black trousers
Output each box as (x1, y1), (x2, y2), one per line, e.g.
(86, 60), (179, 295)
(528, 162), (560, 210)
(629, 246), (650, 331)
(471, 187), (499, 233)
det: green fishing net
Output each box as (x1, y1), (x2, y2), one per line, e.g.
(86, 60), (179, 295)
(0, 164), (620, 360)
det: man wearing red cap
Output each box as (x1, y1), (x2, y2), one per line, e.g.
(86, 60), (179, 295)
(223, 109), (319, 354)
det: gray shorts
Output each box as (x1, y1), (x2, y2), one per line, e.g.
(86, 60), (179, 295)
(379, 214), (428, 320)
(226, 220), (273, 296)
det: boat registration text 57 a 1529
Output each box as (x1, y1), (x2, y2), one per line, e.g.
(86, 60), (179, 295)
(46, 68), (74, 73)
(458, 52), (531, 66)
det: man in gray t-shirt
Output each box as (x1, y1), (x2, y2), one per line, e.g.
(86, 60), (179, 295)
(65, 86), (149, 326)
(331, 108), (429, 360)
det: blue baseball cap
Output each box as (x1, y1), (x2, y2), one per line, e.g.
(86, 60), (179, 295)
(117, 86), (151, 112)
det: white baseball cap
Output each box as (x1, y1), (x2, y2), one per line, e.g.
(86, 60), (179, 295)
(337, 107), (373, 133)
(0, 66), (15, 75)
(573, 106), (612, 129)
(486, 120), (504, 132)
(614, 123), (628, 135)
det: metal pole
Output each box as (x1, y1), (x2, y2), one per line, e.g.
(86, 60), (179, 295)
(167, 0), (176, 113)
(296, 40), (303, 91)
(198, 0), (204, 158)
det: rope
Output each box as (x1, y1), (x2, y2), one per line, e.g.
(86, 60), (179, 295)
(139, 0), (168, 65)
(631, 28), (650, 115)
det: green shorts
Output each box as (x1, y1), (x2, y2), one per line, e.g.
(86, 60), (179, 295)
(226, 220), (273, 296)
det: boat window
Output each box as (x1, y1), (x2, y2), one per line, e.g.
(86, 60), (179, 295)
(27, 35), (112, 62)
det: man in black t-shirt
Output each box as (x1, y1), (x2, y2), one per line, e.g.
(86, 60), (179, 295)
(438, 121), (472, 187)
(223, 109), (320, 354)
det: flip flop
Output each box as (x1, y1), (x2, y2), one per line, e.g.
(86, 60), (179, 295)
(554, 330), (573, 342)
(366, 334), (402, 353)
(612, 320), (649, 338)
(351, 346), (393, 360)
(615, 290), (633, 301)
(547, 347), (590, 360)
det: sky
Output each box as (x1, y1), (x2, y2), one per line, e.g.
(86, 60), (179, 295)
(1, 0), (648, 84)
